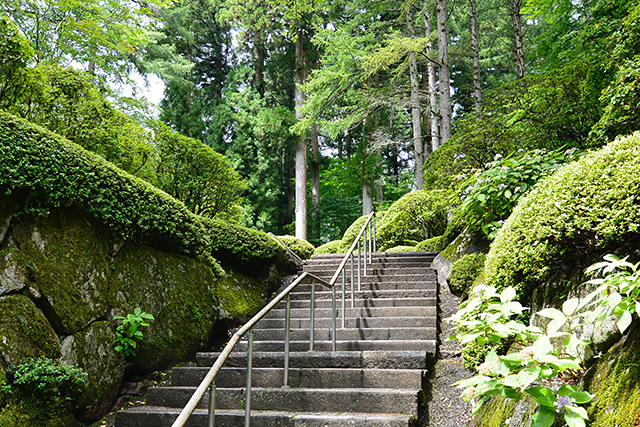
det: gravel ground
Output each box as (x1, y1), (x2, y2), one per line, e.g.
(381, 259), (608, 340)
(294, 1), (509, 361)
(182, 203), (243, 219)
(423, 280), (474, 427)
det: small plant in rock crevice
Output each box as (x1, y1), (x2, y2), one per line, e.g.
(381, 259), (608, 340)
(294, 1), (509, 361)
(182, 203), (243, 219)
(113, 308), (154, 357)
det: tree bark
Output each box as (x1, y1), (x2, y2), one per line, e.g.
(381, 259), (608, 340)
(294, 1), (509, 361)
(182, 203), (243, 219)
(470, 0), (482, 116)
(294, 26), (307, 240)
(363, 183), (373, 215)
(310, 125), (320, 240)
(424, 4), (440, 153)
(509, 0), (526, 79)
(252, 29), (265, 97)
(436, 0), (452, 144)
(407, 8), (424, 190)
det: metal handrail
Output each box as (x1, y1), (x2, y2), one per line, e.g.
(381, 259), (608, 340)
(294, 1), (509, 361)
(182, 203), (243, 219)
(170, 212), (377, 427)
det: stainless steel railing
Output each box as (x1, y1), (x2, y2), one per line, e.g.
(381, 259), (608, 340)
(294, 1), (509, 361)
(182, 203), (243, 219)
(171, 212), (377, 427)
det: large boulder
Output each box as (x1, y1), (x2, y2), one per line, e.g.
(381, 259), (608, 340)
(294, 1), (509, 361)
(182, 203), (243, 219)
(12, 209), (111, 334)
(109, 242), (219, 373)
(0, 294), (60, 366)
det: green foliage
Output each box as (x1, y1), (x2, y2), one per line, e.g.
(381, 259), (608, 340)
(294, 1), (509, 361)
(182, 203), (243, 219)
(0, 15), (33, 105)
(277, 235), (315, 260)
(376, 190), (448, 252)
(455, 148), (581, 240)
(387, 245), (416, 253)
(2, 357), (87, 407)
(113, 308), (154, 357)
(484, 132), (640, 299)
(339, 214), (371, 252)
(415, 236), (448, 252)
(449, 254), (486, 296)
(315, 240), (343, 254)
(152, 124), (246, 221)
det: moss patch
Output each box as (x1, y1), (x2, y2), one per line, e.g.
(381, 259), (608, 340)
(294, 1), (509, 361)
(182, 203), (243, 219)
(0, 294), (60, 367)
(12, 209), (111, 334)
(415, 236), (447, 252)
(277, 235), (315, 260)
(215, 271), (268, 321)
(0, 401), (76, 427)
(109, 242), (219, 374)
(316, 240), (343, 254)
(449, 253), (486, 297)
(387, 245), (416, 253)
(475, 395), (516, 427)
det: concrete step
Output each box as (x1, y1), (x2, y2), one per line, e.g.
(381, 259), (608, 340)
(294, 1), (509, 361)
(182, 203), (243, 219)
(308, 252), (436, 261)
(146, 386), (420, 415)
(292, 278), (437, 292)
(288, 288), (436, 301)
(255, 315), (437, 329)
(170, 367), (424, 389)
(263, 305), (436, 320)
(281, 296), (436, 309)
(116, 407), (414, 427)
(252, 326), (437, 342)
(234, 339), (436, 353)
(305, 266), (434, 276)
(196, 350), (431, 370)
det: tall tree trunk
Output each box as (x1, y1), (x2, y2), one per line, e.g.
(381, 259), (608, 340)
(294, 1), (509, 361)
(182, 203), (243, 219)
(310, 125), (320, 240)
(437, 0), (452, 144)
(252, 29), (265, 97)
(424, 4), (440, 153)
(407, 8), (424, 190)
(470, 0), (482, 116)
(509, 0), (526, 79)
(363, 183), (373, 215)
(294, 26), (307, 240)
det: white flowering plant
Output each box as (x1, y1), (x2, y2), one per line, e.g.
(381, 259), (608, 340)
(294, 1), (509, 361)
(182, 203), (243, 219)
(450, 284), (594, 427)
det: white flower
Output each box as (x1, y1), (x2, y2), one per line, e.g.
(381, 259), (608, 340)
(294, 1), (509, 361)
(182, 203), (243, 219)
(494, 153), (503, 161)
(477, 359), (499, 376)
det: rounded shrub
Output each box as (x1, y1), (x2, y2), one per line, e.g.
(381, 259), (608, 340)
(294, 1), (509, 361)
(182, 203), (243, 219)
(316, 240), (343, 254)
(415, 235), (448, 252)
(484, 132), (640, 300)
(449, 253), (486, 296)
(376, 189), (449, 251)
(277, 235), (315, 260)
(386, 245), (416, 253)
(339, 214), (371, 252)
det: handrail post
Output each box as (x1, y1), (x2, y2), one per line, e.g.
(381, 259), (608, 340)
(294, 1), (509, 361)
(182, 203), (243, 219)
(368, 221), (372, 263)
(350, 253), (354, 308)
(208, 383), (216, 427)
(331, 286), (337, 351)
(309, 283), (315, 351)
(363, 230), (367, 277)
(357, 240), (361, 291)
(244, 331), (253, 427)
(283, 296), (291, 387)
(341, 269), (346, 328)
(372, 214), (377, 253)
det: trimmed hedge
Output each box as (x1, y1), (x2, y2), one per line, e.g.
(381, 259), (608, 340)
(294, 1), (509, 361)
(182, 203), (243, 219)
(449, 253), (486, 296)
(484, 132), (640, 299)
(415, 236), (448, 252)
(316, 240), (343, 254)
(0, 112), (282, 275)
(277, 235), (315, 260)
(387, 245), (416, 253)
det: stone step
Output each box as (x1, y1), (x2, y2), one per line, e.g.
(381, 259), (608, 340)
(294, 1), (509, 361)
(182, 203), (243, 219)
(308, 252), (436, 261)
(146, 386), (420, 415)
(196, 350), (431, 370)
(288, 288), (436, 301)
(116, 407), (414, 427)
(281, 296), (436, 309)
(252, 326), (437, 342)
(255, 315), (437, 329)
(234, 339), (437, 353)
(305, 266), (434, 276)
(170, 367), (424, 389)
(263, 305), (436, 320)
(292, 278), (437, 292)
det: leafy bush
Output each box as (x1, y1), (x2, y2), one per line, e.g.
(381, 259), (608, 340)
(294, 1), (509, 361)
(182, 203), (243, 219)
(454, 148), (580, 240)
(316, 240), (343, 254)
(277, 235), (315, 260)
(415, 236), (448, 252)
(387, 245), (416, 253)
(449, 254), (486, 296)
(484, 132), (640, 299)
(339, 214), (371, 252)
(113, 308), (154, 357)
(376, 190), (449, 251)
(2, 358), (86, 406)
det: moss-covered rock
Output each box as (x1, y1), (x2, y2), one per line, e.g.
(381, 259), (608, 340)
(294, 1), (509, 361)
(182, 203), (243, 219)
(0, 402), (76, 427)
(474, 395), (516, 427)
(316, 240), (343, 254)
(581, 320), (640, 426)
(376, 190), (448, 252)
(109, 242), (218, 374)
(60, 321), (125, 422)
(449, 253), (486, 297)
(215, 271), (269, 321)
(277, 235), (315, 260)
(0, 294), (60, 366)
(12, 209), (110, 334)
(0, 248), (29, 296)
(484, 132), (640, 301)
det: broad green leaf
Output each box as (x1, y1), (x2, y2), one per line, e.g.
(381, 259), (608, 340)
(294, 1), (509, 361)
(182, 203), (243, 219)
(564, 410), (586, 427)
(455, 375), (493, 388)
(500, 287), (516, 303)
(562, 298), (580, 316)
(532, 406), (556, 427)
(533, 336), (553, 358)
(566, 405), (588, 419)
(607, 292), (622, 308)
(569, 391), (593, 404)
(527, 386), (556, 407)
(537, 308), (564, 319)
(617, 310), (632, 333)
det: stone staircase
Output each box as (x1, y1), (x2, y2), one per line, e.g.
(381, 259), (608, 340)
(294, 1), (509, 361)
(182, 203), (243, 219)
(115, 251), (438, 426)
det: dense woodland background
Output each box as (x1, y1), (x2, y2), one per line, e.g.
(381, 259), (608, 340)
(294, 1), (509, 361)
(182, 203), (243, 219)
(1, 0), (639, 245)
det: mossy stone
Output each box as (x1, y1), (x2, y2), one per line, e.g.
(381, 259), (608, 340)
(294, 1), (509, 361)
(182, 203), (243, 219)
(0, 294), (60, 367)
(0, 401), (76, 427)
(109, 242), (219, 374)
(216, 271), (269, 321)
(12, 209), (111, 334)
(474, 395), (516, 426)
(0, 193), (22, 246)
(60, 321), (125, 423)
(0, 248), (29, 296)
